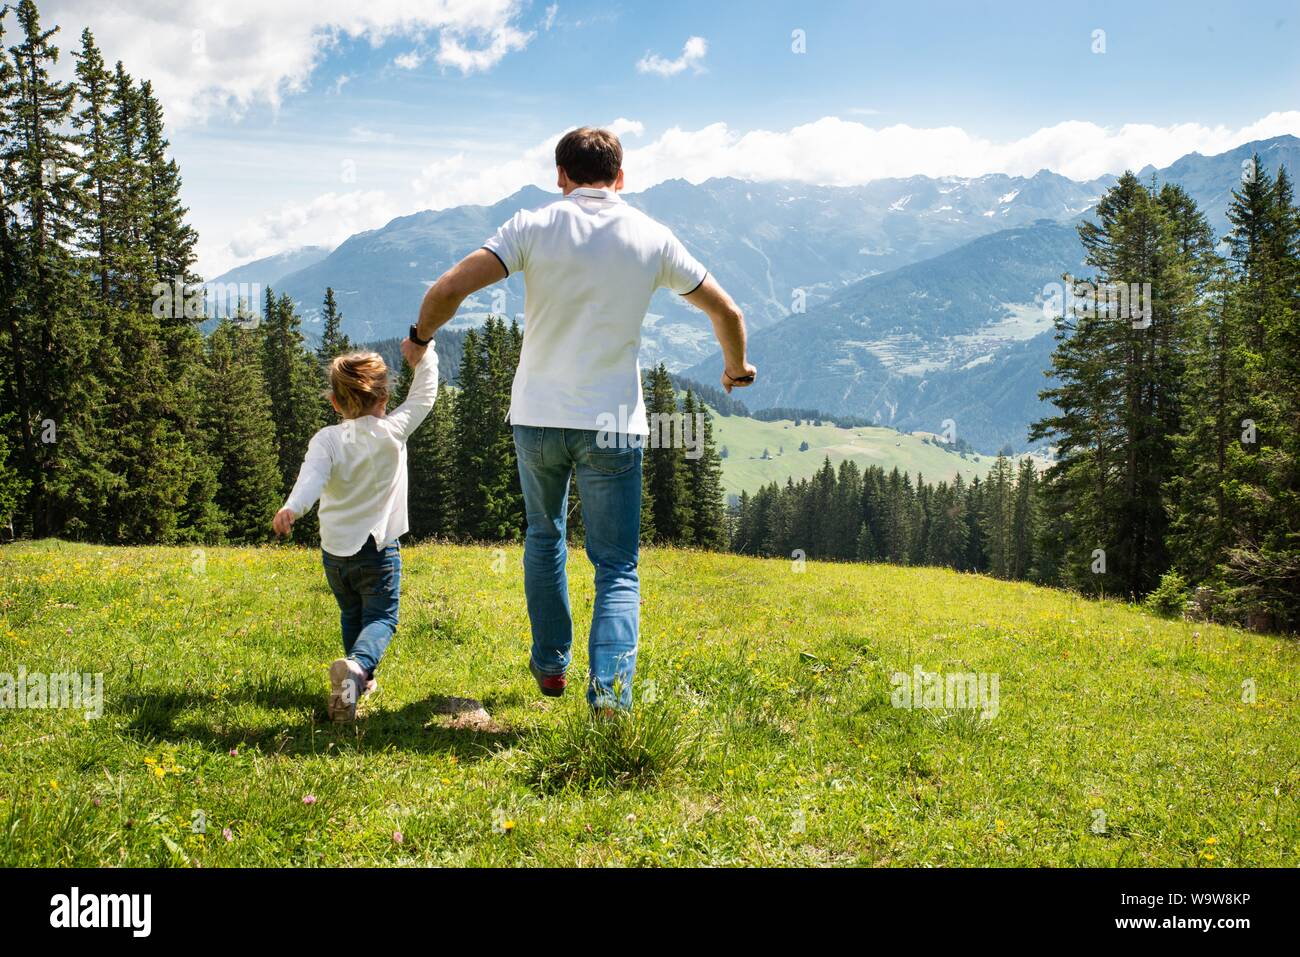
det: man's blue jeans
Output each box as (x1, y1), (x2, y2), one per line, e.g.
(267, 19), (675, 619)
(321, 536), (401, 677)
(513, 425), (642, 709)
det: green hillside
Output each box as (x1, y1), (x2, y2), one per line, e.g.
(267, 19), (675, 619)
(2, 541), (1296, 867)
(710, 411), (997, 497)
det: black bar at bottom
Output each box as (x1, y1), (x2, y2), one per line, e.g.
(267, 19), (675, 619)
(0, 867), (1281, 942)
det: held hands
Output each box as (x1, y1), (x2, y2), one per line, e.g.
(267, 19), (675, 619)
(722, 362), (757, 394)
(400, 337), (427, 368)
(273, 508), (296, 538)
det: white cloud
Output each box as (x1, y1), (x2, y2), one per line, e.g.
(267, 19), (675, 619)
(217, 190), (399, 272)
(607, 117), (645, 139)
(39, 0), (535, 126)
(542, 4), (558, 30)
(435, 22), (532, 73)
(408, 111), (1300, 212)
(637, 36), (707, 77)
(330, 74), (352, 95)
(411, 117), (645, 209)
(349, 126), (397, 143)
(412, 137), (560, 210)
(210, 111), (1300, 275)
(621, 112), (1300, 185)
(393, 50), (425, 70)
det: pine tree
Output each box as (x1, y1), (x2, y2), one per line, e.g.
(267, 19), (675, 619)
(911, 471), (930, 566)
(0, 370), (30, 533)
(72, 28), (112, 300)
(0, 8), (33, 534)
(682, 390), (726, 549)
(731, 488), (753, 552)
(831, 459), (863, 559)
(1031, 173), (1200, 596)
(1166, 258), (1238, 582)
(857, 466), (885, 561)
(478, 317), (524, 540)
(449, 319), (524, 541)
(964, 476), (987, 572)
(881, 469), (912, 563)
(138, 80), (198, 298)
(926, 479), (967, 569)
(1010, 457), (1039, 580)
(105, 60), (151, 310)
(201, 321), (280, 542)
(981, 454), (1015, 577)
(452, 326), (487, 538)
(137, 76), (219, 540)
(261, 288), (325, 542)
(642, 364), (692, 544)
(1214, 157), (1300, 626)
(2, 1), (112, 537)
(317, 287), (351, 362)
(394, 360), (454, 540)
(756, 481), (785, 556)
(316, 287), (352, 424)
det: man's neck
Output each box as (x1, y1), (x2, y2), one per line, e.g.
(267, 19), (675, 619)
(563, 181), (617, 196)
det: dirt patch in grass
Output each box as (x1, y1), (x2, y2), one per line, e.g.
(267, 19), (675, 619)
(425, 696), (505, 734)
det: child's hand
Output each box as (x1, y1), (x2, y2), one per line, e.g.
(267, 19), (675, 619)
(400, 337), (427, 368)
(273, 508), (296, 538)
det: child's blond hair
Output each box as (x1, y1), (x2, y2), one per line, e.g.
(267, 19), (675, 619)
(329, 351), (389, 418)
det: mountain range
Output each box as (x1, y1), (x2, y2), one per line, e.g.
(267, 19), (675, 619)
(207, 135), (1300, 451)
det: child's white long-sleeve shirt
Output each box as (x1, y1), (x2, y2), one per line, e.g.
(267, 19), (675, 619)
(283, 349), (439, 557)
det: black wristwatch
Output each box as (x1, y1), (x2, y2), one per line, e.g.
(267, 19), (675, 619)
(408, 324), (432, 346)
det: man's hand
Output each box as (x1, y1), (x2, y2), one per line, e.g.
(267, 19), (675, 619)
(400, 337), (427, 368)
(722, 362), (757, 393)
(273, 508), (296, 538)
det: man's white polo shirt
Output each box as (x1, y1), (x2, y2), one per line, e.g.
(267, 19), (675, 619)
(482, 186), (708, 437)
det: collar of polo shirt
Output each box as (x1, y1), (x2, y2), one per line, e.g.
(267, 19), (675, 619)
(570, 186), (622, 202)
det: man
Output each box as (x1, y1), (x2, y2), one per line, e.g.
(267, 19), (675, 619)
(402, 126), (755, 711)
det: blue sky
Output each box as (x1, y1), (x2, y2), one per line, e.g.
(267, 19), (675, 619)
(33, 0), (1300, 274)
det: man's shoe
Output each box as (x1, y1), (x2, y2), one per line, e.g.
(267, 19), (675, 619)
(328, 658), (369, 722)
(529, 660), (566, 698)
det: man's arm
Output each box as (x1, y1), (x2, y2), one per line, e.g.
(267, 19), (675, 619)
(404, 248), (508, 364)
(682, 274), (757, 393)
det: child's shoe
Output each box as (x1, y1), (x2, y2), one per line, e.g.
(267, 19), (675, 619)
(328, 658), (369, 722)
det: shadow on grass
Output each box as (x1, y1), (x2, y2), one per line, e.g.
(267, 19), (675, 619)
(118, 676), (523, 762)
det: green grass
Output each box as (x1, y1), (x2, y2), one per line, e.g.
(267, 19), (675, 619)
(710, 411), (1000, 497)
(1, 539), (1297, 867)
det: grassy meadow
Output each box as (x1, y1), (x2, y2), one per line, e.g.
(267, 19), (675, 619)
(709, 412), (998, 497)
(1, 539), (1297, 867)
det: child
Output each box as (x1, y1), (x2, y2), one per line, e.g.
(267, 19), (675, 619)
(273, 346), (439, 721)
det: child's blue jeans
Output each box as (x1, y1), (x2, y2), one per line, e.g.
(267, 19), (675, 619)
(321, 536), (401, 677)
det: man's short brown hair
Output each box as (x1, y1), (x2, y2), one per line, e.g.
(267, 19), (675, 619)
(555, 127), (622, 186)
